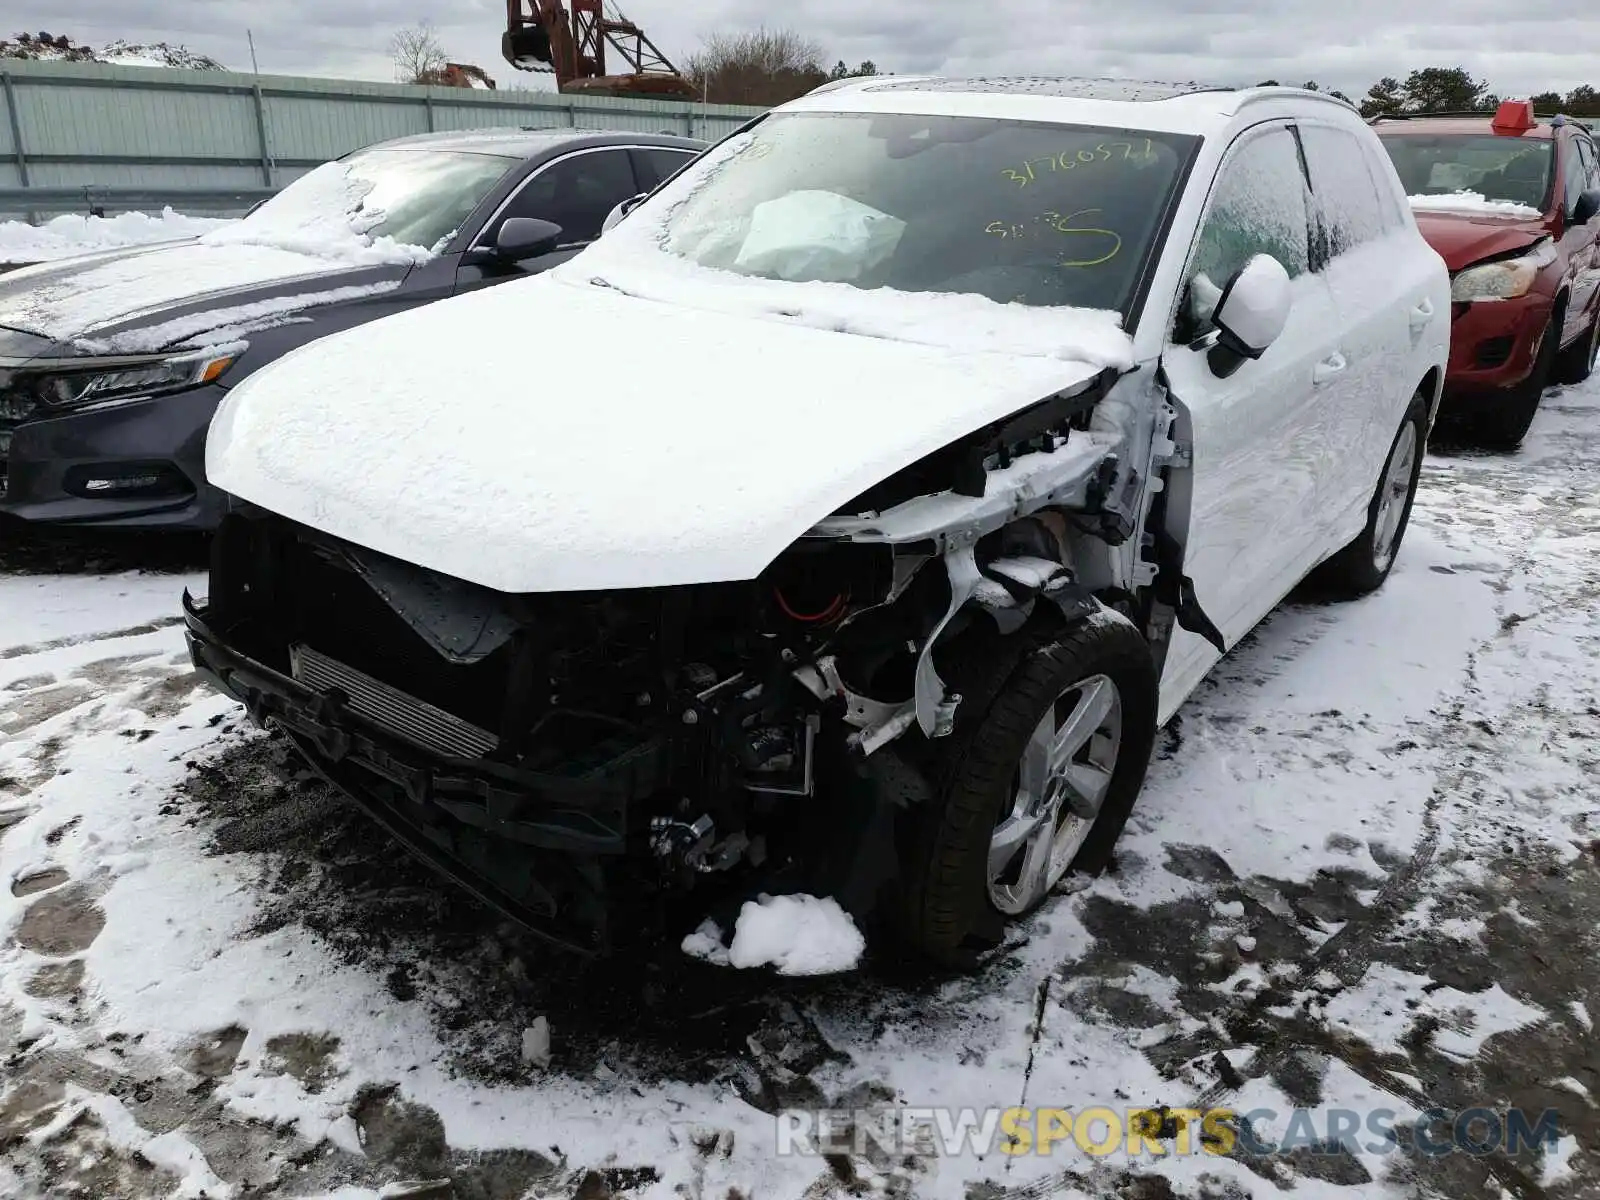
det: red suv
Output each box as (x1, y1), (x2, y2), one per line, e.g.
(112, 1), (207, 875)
(1374, 100), (1600, 447)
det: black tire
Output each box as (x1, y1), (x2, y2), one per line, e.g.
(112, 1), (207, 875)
(1554, 305), (1600, 386)
(894, 613), (1158, 966)
(1312, 392), (1427, 598)
(1474, 316), (1557, 450)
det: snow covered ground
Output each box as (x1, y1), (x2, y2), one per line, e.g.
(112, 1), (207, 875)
(1, 379), (1597, 1199)
(0, 209), (237, 265)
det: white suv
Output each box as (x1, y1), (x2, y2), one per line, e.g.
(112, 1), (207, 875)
(191, 78), (1450, 965)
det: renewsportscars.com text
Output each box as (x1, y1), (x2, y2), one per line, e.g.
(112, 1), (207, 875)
(774, 1106), (1563, 1159)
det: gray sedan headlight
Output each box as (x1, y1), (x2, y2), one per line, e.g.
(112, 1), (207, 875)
(34, 347), (243, 412)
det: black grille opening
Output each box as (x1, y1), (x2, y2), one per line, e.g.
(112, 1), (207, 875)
(63, 461), (193, 501)
(287, 543), (516, 731)
(1474, 336), (1515, 369)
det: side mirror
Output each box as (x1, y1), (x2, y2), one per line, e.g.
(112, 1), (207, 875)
(1207, 254), (1292, 379)
(1572, 188), (1600, 227)
(601, 193), (649, 235)
(494, 217), (564, 261)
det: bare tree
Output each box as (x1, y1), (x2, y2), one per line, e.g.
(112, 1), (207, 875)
(390, 22), (447, 85)
(686, 27), (827, 107)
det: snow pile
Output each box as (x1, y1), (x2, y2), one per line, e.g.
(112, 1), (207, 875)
(1408, 191), (1543, 219)
(0, 32), (222, 69)
(682, 895), (866, 976)
(0, 208), (235, 264)
(97, 40), (225, 71)
(200, 161), (439, 267)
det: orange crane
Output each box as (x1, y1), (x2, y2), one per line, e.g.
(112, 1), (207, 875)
(501, 0), (699, 100)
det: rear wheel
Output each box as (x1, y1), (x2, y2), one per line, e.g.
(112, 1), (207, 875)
(1554, 306), (1600, 386)
(896, 613), (1158, 965)
(1312, 392), (1426, 598)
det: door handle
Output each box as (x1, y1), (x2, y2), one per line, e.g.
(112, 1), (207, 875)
(1313, 353), (1348, 386)
(1409, 299), (1434, 333)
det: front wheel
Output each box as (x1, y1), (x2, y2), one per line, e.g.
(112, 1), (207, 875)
(895, 613), (1158, 965)
(1312, 392), (1427, 598)
(1554, 307), (1600, 386)
(1474, 317), (1557, 450)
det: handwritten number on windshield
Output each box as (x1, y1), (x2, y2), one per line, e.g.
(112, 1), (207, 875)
(985, 209), (1123, 267)
(1001, 140), (1156, 187)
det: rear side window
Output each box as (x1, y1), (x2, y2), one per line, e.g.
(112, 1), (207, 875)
(1298, 125), (1393, 262)
(636, 147), (698, 190)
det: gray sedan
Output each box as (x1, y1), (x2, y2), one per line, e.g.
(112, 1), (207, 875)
(0, 127), (703, 530)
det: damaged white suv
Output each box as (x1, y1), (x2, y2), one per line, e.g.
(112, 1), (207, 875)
(186, 78), (1450, 965)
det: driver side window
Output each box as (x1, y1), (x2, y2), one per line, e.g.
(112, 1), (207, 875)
(489, 149), (640, 247)
(1176, 127), (1311, 344)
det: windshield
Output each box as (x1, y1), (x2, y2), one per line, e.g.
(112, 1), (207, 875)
(244, 149), (514, 250)
(1380, 135), (1554, 211)
(654, 112), (1196, 314)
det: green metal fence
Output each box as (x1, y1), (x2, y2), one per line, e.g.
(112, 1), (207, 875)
(0, 58), (766, 219)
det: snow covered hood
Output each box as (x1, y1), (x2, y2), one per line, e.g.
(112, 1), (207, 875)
(0, 161), (435, 347)
(0, 242), (407, 349)
(207, 270), (1129, 594)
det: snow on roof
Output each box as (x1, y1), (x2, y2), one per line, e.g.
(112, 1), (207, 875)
(785, 75), (1290, 138)
(859, 76), (1235, 102)
(373, 127), (609, 155)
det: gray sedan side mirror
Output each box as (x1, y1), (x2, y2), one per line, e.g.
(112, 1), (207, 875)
(495, 217), (564, 261)
(601, 193), (649, 235)
(1208, 254), (1292, 379)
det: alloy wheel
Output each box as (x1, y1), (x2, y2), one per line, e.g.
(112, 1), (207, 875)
(987, 674), (1124, 915)
(1372, 421), (1419, 573)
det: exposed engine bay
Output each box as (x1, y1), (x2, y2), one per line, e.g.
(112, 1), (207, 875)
(185, 368), (1215, 955)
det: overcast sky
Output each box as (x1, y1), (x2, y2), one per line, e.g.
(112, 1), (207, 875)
(34, 0), (1600, 100)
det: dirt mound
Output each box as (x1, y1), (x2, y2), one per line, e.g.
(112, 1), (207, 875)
(0, 31), (224, 70)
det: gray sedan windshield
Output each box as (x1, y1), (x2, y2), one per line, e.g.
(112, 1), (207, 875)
(245, 149), (516, 250)
(657, 112), (1196, 312)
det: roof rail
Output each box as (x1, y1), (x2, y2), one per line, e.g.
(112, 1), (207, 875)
(1383, 109), (1502, 120)
(1370, 108), (1593, 131)
(1538, 113), (1595, 131)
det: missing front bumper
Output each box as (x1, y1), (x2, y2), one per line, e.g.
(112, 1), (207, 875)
(183, 591), (674, 954)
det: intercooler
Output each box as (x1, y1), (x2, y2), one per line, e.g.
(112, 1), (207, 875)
(289, 642), (500, 760)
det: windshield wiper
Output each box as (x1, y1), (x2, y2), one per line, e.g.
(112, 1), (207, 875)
(589, 275), (641, 299)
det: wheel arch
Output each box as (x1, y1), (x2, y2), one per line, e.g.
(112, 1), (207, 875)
(1419, 365), (1444, 429)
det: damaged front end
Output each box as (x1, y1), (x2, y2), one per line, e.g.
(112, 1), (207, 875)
(185, 368), (1164, 957)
